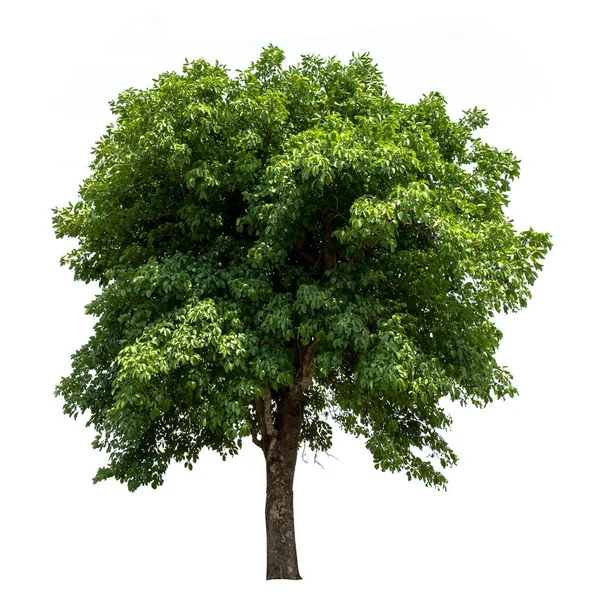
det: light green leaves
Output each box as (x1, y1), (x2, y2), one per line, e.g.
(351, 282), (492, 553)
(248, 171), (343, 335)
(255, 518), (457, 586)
(54, 46), (551, 492)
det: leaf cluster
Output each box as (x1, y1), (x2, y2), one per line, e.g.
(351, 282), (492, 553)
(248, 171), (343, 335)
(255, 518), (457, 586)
(54, 46), (551, 490)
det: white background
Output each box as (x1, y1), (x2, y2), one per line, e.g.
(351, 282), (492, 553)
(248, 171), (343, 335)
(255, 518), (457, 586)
(1, 1), (598, 598)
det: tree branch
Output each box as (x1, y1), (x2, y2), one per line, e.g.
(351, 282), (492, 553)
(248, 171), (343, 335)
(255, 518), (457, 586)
(296, 234), (319, 267)
(314, 450), (324, 469)
(247, 408), (262, 448)
(264, 124), (272, 147)
(290, 339), (319, 404)
(253, 388), (278, 451)
(322, 211), (338, 272)
(405, 221), (435, 240)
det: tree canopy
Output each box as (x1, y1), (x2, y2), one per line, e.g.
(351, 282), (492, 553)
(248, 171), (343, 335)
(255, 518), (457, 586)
(53, 45), (551, 495)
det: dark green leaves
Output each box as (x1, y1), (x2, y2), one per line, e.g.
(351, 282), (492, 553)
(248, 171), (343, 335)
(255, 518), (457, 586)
(54, 46), (550, 492)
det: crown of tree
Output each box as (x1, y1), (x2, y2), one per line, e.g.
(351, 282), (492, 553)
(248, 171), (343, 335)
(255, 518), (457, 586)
(53, 46), (551, 579)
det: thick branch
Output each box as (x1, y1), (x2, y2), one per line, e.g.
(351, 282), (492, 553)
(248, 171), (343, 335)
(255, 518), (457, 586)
(295, 234), (319, 267)
(253, 388), (278, 452)
(290, 339), (319, 404)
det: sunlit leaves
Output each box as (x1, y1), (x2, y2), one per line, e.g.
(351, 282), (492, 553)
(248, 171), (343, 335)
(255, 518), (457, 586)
(54, 46), (551, 492)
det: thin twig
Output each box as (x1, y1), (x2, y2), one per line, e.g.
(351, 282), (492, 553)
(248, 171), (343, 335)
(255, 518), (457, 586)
(301, 441), (308, 464)
(314, 450), (324, 469)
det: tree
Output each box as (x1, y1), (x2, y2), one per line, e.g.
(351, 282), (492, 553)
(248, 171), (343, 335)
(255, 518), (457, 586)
(53, 46), (551, 580)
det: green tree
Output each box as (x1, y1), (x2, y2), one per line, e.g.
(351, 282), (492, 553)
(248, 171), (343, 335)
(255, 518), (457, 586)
(53, 46), (551, 580)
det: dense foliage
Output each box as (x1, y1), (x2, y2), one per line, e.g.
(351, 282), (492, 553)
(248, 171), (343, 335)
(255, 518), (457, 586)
(53, 46), (551, 492)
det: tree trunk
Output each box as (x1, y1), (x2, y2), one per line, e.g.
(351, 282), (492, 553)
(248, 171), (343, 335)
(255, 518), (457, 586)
(263, 384), (303, 580)
(265, 442), (301, 580)
(252, 341), (317, 580)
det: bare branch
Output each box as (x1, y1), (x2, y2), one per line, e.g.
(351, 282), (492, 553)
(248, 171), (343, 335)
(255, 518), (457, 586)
(301, 441), (308, 464)
(262, 387), (277, 438)
(253, 387), (278, 450)
(247, 408), (262, 448)
(314, 450), (324, 469)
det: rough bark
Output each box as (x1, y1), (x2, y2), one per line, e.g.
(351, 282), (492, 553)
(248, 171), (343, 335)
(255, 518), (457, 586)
(264, 401), (302, 580)
(253, 340), (318, 580)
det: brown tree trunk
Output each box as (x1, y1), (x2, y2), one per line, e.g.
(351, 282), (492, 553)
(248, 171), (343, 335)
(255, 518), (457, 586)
(252, 341), (317, 580)
(265, 437), (301, 580)
(264, 383), (303, 580)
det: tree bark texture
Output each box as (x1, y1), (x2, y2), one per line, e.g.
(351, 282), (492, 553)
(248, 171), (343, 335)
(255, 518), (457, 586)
(253, 341), (318, 580)
(265, 426), (301, 580)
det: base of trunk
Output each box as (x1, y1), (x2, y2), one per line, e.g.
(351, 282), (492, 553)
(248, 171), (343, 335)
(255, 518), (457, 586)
(265, 460), (301, 580)
(266, 568), (302, 580)
(257, 379), (312, 581)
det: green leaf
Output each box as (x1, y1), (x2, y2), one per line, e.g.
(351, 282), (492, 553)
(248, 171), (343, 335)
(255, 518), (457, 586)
(53, 46), (550, 503)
